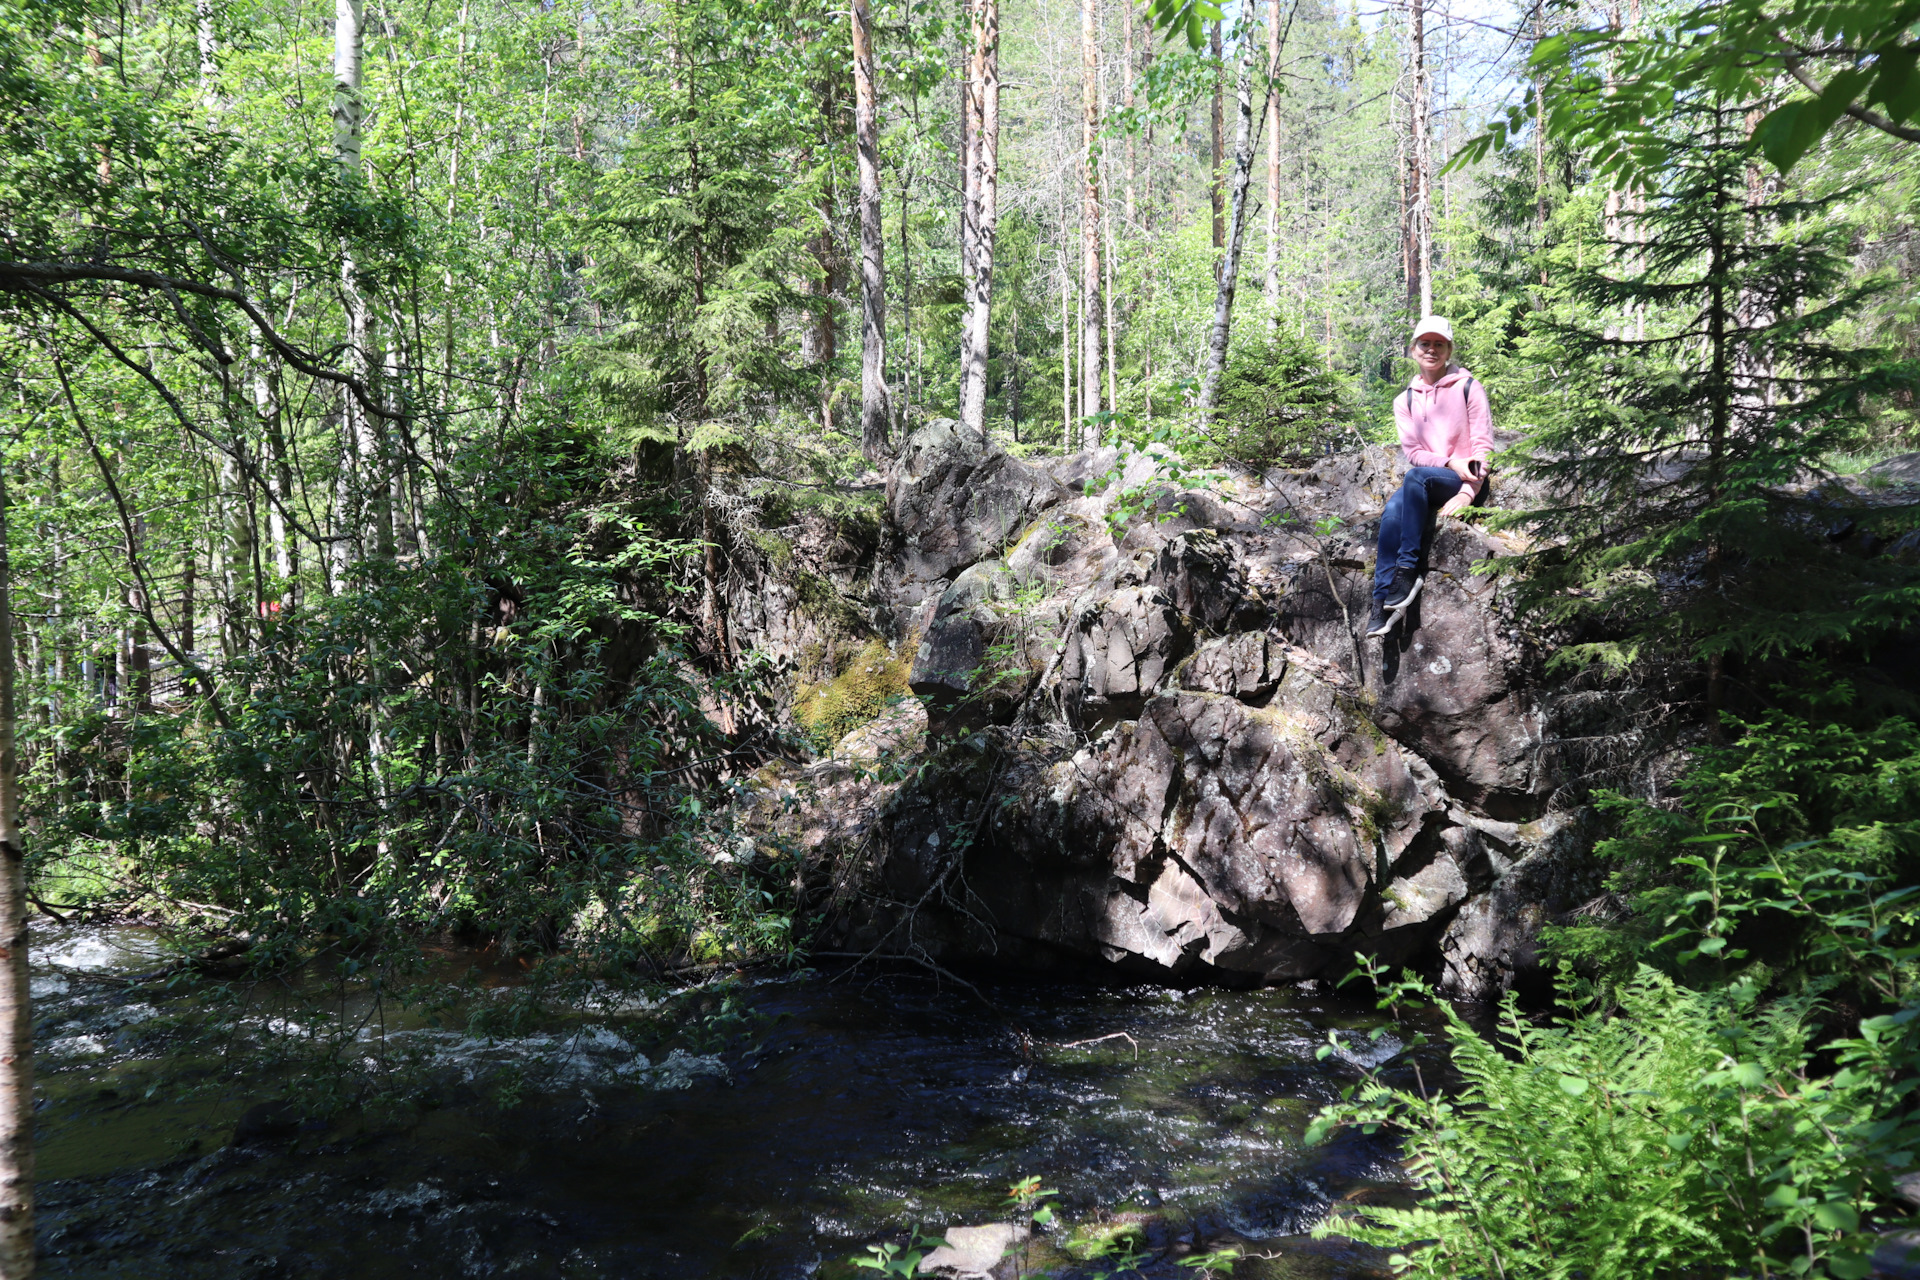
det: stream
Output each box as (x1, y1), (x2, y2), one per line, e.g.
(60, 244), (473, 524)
(29, 924), (1424, 1279)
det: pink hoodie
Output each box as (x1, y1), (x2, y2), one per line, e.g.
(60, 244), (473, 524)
(1394, 366), (1494, 496)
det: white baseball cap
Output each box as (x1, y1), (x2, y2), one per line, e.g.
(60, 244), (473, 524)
(1410, 316), (1454, 346)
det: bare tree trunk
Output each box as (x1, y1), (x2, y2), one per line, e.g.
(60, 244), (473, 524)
(220, 450), (254, 657)
(1263, 0), (1282, 314)
(958, 0), (1001, 439)
(1198, 29), (1271, 411)
(1060, 251), (1073, 444)
(1122, 0), (1137, 228)
(957, 21), (977, 408)
(0, 461), (34, 1280)
(334, 0), (378, 581)
(1409, 0), (1430, 317)
(851, 0), (891, 461)
(1209, 21), (1224, 253)
(1532, 0), (1547, 283)
(1079, 0), (1102, 442)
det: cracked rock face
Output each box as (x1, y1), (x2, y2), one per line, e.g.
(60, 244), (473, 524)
(755, 435), (1659, 997)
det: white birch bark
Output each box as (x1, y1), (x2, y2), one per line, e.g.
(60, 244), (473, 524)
(958, 0), (1001, 439)
(0, 461), (34, 1280)
(1197, 29), (1270, 412)
(1078, 0), (1102, 442)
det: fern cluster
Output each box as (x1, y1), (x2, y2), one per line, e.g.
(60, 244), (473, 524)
(1308, 964), (1919, 1279)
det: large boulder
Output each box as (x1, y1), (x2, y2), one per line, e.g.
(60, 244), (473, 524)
(1274, 519), (1546, 812)
(743, 432), (1632, 990)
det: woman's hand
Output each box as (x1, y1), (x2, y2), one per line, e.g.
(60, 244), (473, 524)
(1447, 456), (1475, 483)
(1437, 490), (1474, 521)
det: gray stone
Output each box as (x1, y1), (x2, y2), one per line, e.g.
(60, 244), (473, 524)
(1151, 529), (1266, 634)
(918, 1224), (1030, 1279)
(736, 431), (1637, 989)
(1438, 808), (1602, 999)
(1059, 586), (1190, 727)
(910, 562), (1024, 736)
(887, 437), (1069, 589)
(1177, 631), (1288, 703)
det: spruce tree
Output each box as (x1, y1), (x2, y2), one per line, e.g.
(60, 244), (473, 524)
(1504, 100), (1920, 704)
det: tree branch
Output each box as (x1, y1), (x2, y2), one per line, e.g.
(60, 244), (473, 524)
(1781, 55), (1920, 145)
(0, 259), (404, 419)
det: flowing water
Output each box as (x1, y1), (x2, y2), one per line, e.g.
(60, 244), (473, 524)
(30, 924), (1426, 1279)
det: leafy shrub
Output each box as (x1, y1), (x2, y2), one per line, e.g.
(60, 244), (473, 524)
(1203, 325), (1353, 466)
(1309, 963), (1917, 1280)
(1311, 834), (1920, 1280)
(1543, 704), (1920, 990)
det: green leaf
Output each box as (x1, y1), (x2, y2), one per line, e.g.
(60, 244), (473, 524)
(1765, 1183), (1802, 1209)
(1558, 1074), (1590, 1097)
(1829, 1249), (1874, 1279)
(1730, 1062), (1767, 1088)
(1811, 1202), (1859, 1233)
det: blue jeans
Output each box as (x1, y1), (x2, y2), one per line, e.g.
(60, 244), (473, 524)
(1374, 466), (1462, 601)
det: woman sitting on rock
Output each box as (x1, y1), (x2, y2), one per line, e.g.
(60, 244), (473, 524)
(1366, 316), (1493, 639)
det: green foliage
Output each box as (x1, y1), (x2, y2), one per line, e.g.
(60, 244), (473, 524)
(1310, 954), (1920, 1279)
(1544, 702), (1920, 990)
(851, 1227), (950, 1280)
(1202, 324), (1354, 467)
(1519, 1), (1920, 181)
(1494, 98), (1920, 673)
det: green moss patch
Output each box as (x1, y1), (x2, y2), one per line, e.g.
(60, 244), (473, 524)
(794, 639), (913, 752)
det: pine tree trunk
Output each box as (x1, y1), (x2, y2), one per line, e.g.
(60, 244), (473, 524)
(851, 0), (890, 461)
(1079, 0), (1102, 443)
(1198, 34), (1269, 412)
(0, 461), (34, 1279)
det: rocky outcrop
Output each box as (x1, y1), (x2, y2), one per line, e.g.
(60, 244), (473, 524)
(735, 422), (1668, 998)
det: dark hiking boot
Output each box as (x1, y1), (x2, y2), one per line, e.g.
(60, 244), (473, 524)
(1384, 569), (1423, 611)
(1365, 598), (1397, 638)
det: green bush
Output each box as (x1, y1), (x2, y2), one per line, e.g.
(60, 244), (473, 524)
(1310, 963), (1917, 1280)
(1203, 325), (1354, 467)
(1310, 836), (1920, 1280)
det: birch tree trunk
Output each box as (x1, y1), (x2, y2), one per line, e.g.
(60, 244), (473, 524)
(1263, 0), (1282, 313)
(957, 0), (1000, 439)
(851, 0), (890, 461)
(0, 459), (34, 1280)
(1409, 0), (1431, 317)
(1209, 21), (1224, 253)
(1078, 0), (1102, 443)
(1198, 31), (1270, 411)
(1122, 0), (1136, 228)
(194, 0), (218, 106)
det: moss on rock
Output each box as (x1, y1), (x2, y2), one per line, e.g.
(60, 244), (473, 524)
(794, 638), (913, 752)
